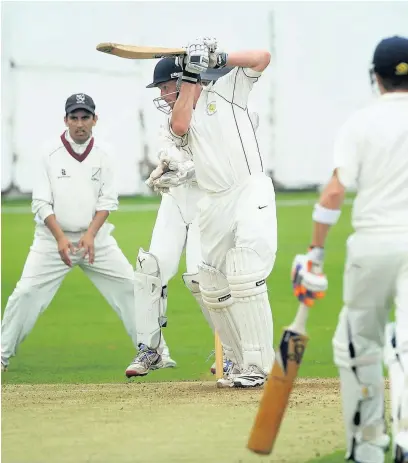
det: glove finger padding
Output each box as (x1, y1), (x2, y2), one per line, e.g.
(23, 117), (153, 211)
(291, 254), (328, 307)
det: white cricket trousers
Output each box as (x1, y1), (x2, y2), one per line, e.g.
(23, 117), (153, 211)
(149, 184), (205, 284)
(334, 232), (408, 363)
(1, 223), (138, 366)
(198, 174), (277, 274)
(198, 173), (277, 373)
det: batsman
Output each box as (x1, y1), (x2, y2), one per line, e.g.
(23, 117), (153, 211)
(292, 36), (408, 463)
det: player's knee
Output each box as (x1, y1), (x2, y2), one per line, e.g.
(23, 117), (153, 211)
(226, 247), (268, 299)
(182, 273), (200, 295)
(198, 263), (233, 310)
(135, 248), (160, 278)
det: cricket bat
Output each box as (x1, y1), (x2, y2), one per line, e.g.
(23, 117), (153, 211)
(247, 302), (310, 455)
(96, 43), (186, 60)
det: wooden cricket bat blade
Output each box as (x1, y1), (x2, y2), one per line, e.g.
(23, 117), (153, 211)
(96, 43), (186, 60)
(247, 327), (309, 455)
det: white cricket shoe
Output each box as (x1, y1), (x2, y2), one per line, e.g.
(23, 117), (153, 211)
(216, 363), (242, 389)
(125, 344), (161, 378)
(151, 354), (177, 370)
(233, 365), (266, 388)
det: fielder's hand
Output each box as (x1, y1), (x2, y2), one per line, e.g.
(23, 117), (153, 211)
(79, 231), (95, 265)
(57, 235), (76, 268)
(291, 247), (327, 307)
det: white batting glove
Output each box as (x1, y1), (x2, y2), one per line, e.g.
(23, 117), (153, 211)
(291, 247), (327, 307)
(179, 39), (209, 82)
(203, 37), (217, 53)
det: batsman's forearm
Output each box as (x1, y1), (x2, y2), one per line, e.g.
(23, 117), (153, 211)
(226, 50), (271, 72)
(44, 214), (66, 241)
(311, 222), (331, 248)
(171, 83), (196, 136)
(87, 210), (109, 237)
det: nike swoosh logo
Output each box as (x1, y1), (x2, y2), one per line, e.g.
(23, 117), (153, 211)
(258, 205), (268, 210)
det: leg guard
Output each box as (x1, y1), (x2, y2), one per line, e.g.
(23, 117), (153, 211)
(134, 248), (167, 352)
(385, 322), (408, 462)
(182, 272), (214, 332)
(198, 263), (243, 368)
(226, 247), (274, 374)
(333, 308), (390, 463)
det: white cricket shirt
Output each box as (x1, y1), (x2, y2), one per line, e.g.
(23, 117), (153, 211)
(171, 67), (264, 193)
(32, 130), (118, 232)
(334, 92), (408, 233)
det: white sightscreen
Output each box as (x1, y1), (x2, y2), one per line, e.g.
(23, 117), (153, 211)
(2, 1), (408, 194)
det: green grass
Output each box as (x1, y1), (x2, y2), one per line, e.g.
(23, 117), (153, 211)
(2, 193), (359, 462)
(1, 193), (352, 384)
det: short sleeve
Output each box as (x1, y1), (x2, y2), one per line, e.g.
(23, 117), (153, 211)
(212, 67), (261, 109)
(333, 116), (362, 189)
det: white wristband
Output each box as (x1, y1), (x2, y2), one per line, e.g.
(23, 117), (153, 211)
(312, 203), (341, 225)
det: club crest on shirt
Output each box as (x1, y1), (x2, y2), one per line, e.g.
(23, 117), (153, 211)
(207, 101), (217, 116)
(91, 167), (101, 181)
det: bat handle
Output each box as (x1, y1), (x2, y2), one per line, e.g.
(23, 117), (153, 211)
(287, 303), (309, 335)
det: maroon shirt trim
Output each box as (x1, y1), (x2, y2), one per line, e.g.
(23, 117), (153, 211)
(60, 132), (94, 162)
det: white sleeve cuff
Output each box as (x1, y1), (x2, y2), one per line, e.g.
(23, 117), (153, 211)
(32, 202), (54, 222)
(242, 67), (262, 78)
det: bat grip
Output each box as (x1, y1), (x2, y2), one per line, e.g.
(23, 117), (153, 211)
(288, 303), (309, 335)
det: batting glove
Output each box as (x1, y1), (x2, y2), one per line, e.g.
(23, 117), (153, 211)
(178, 39), (209, 84)
(291, 247), (327, 307)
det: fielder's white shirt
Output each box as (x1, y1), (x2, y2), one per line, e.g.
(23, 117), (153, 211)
(32, 130), (118, 232)
(171, 67), (264, 193)
(334, 92), (408, 233)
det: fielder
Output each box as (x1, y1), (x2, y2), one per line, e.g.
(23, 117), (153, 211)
(1, 93), (139, 372)
(133, 38), (277, 388)
(291, 36), (408, 463)
(126, 63), (260, 377)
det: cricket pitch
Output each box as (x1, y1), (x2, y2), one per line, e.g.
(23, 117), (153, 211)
(2, 378), (344, 463)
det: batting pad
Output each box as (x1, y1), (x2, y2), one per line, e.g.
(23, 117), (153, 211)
(134, 248), (166, 352)
(384, 322), (408, 457)
(199, 263), (243, 367)
(332, 307), (389, 462)
(226, 247), (274, 373)
(182, 272), (214, 332)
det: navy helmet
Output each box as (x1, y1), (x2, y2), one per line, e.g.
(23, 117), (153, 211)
(146, 58), (182, 88)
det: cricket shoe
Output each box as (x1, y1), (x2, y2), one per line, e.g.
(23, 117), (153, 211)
(211, 357), (233, 375)
(1, 363), (7, 373)
(151, 354), (177, 370)
(216, 363), (242, 389)
(233, 365), (266, 388)
(125, 344), (161, 378)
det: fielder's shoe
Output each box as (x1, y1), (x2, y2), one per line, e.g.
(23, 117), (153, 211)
(233, 365), (266, 388)
(211, 357), (233, 375)
(151, 354), (177, 370)
(216, 362), (242, 389)
(1, 363), (7, 373)
(125, 344), (161, 378)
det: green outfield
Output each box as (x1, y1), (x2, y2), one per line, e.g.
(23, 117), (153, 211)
(1, 194), (393, 463)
